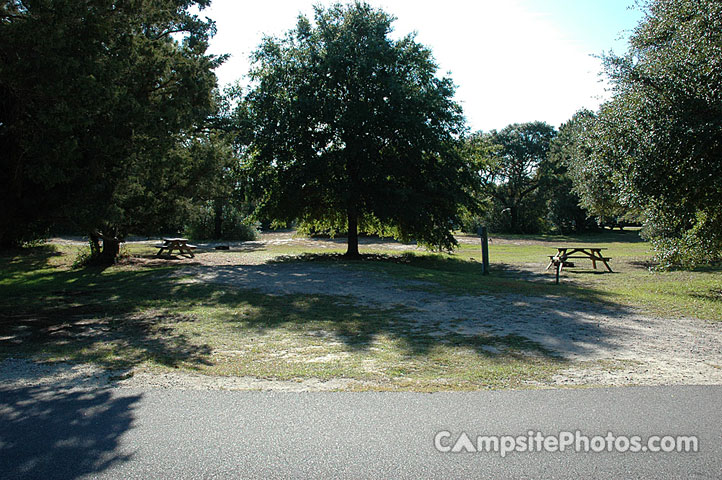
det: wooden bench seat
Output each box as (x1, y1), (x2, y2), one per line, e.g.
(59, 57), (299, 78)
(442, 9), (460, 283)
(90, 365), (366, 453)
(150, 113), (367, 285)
(549, 255), (612, 261)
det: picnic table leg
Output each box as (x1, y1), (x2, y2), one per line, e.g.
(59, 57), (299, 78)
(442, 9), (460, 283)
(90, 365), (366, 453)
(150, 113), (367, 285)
(602, 260), (613, 273)
(554, 255), (567, 284)
(592, 258), (597, 269)
(547, 252), (563, 271)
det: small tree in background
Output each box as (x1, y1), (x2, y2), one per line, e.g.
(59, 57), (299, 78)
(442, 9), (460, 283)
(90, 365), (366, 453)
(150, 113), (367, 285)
(479, 122), (556, 234)
(545, 110), (600, 234)
(560, 110), (641, 231)
(457, 132), (498, 233)
(244, 2), (478, 257)
(182, 87), (258, 242)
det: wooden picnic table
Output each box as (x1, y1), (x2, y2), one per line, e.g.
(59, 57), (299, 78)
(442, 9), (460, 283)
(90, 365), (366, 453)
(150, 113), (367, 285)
(546, 246), (613, 283)
(155, 238), (196, 258)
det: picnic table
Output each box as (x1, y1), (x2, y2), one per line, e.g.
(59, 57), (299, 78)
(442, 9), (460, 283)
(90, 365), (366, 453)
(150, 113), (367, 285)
(546, 246), (613, 283)
(155, 238), (197, 258)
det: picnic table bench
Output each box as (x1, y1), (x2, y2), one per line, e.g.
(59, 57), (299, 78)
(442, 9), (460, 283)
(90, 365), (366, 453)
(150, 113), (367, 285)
(546, 246), (613, 283)
(155, 238), (197, 258)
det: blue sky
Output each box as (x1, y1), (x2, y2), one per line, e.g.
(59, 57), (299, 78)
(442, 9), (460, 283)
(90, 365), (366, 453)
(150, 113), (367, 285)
(522, 0), (641, 53)
(200, 0), (643, 132)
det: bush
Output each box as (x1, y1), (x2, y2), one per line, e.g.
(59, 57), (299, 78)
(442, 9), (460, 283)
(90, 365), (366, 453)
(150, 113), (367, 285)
(458, 213), (485, 234)
(545, 189), (597, 234)
(185, 202), (259, 241)
(642, 208), (722, 269)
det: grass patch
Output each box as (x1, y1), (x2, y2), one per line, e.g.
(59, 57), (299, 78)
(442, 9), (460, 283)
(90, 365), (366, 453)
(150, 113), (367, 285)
(2, 230), (718, 392)
(314, 231), (721, 322)
(0, 244), (564, 390)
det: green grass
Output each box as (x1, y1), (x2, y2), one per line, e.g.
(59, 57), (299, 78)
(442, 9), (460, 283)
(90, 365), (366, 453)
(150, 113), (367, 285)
(1, 230), (719, 391)
(482, 231), (721, 321)
(336, 231), (721, 322)
(0, 243), (564, 390)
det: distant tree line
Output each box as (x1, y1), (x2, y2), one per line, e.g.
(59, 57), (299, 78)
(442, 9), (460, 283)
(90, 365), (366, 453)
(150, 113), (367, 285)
(1, 0), (719, 267)
(459, 120), (605, 237)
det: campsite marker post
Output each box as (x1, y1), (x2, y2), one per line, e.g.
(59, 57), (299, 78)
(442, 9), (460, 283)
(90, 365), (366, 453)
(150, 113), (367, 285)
(478, 226), (489, 275)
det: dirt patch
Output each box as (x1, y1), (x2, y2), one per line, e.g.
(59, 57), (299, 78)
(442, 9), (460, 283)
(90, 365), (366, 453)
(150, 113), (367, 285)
(180, 262), (722, 387)
(115, 371), (360, 391)
(21, 233), (721, 390)
(0, 358), (361, 392)
(0, 358), (114, 391)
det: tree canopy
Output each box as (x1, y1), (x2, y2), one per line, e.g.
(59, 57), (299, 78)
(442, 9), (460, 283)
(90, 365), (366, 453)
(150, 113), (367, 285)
(550, 110), (633, 231)
(577, 0), (722, 266)
(476, 122), (556, 233)
(0, 0), (223, 261)
(243, 2), (477, 256)
(543, 112), (593, 234)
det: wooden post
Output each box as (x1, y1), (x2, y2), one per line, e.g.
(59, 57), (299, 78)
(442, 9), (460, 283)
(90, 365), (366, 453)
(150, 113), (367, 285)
(478, 226), (489, 275)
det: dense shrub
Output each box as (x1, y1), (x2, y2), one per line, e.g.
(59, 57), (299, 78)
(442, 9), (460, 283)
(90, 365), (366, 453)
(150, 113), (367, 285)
(185, 202), (259, 241)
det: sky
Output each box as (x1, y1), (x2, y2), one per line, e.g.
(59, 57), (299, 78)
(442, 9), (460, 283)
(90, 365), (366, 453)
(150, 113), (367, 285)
(199, 0), (643, 132)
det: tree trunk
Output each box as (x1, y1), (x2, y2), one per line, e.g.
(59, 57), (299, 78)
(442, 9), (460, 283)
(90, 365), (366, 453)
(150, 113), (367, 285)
(89, 232), (101, 256)
(0, 235), (16, 250)
(213, 199), (223, 239)
(99, 237), (120, 265)
(345, 207), (360, 258)
(509, 206), (519, 233)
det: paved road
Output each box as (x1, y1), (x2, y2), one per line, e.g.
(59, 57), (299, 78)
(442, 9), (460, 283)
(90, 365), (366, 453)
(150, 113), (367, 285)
(1, 385), (720, 479)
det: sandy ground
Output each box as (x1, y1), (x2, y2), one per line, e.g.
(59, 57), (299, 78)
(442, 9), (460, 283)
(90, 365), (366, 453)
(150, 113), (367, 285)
(3, 232), (721, 391)
(0, 358), (360, 392)
(180, 262), (722, 387)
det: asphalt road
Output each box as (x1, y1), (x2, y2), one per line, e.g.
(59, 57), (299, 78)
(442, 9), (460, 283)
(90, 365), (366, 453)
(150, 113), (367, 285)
(1, 385), (720, 479)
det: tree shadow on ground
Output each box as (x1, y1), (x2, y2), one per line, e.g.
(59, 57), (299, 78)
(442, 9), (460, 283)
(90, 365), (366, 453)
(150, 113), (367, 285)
(192, 254), (641, 361)
(690, 288), (722, 302)
(1, 244), (64, 271)
(489, 262), (559, 283)
(228, 243), (267, 253)
(1, 247), (212, 373)
(628, 259), (657, 269)
(1, 246), (642, 372)
(0, 383), (140, 480)
(130, 242), (266, 263)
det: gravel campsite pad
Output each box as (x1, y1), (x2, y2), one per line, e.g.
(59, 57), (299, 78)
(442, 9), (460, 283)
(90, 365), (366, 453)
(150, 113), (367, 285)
(180, 261), (722, 387)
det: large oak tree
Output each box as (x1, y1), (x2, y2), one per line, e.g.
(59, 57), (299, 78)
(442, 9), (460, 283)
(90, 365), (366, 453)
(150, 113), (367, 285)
(244, 2), (477, 256)
(577, 0), (722, 266)
(0, 0), (223, 262)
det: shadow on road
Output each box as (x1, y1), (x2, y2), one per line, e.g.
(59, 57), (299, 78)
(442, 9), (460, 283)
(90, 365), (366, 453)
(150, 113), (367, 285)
(0, 384), (140, 480)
